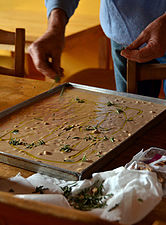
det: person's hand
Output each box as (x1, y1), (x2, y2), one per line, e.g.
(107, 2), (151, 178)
(28, 9), (67, 80)
(28, 30), (64, 80)
(121, 13), (166, 63)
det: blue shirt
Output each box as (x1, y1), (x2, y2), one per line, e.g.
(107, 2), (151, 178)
(45, 0), (166, 45)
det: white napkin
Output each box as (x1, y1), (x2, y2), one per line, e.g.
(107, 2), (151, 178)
(125, 147), (166, 196)
(2, 166), (163, 225)
(91, 167), (163, 224)
(16, 194), (70, 208)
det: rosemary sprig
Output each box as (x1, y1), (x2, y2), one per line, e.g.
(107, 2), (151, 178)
(76, 97), (85, 103)
(96, 152), (102, 158)
(12, 129), (19, 134)
(107, 101), (114, 106)
(116, 108), (124, 114)
(108, 203), (119, 212)
(64, 125), (75, 131)
(60, 86), (65, 96)
(54, 76), (60, 83)
(62, 181), (109, 211)
(60, 144), (72, 153)
(32, 186), (49, 194)
(85, 126), (96, 131)
(126, 117), (133, 121)
(110, 137), (115, 142)
(9, 138), (23, 146)
(103, 136), (109, 141)
(84, 135), (97, 141)
(82, 154), (87, 162)
(72, 136), (80, 140)
(85, 124), (99, 131)
(9, 138), (45, 149)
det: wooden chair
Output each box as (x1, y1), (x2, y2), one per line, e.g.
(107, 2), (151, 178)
(0, 28), (25, 77)
(64, 26), (116, 91)
(65, 68), (116, 90)
(127, 60), (166, 95)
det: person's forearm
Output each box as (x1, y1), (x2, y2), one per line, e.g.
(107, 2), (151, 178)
(47, 8), (68, 33)
(28, 2), (79, 80)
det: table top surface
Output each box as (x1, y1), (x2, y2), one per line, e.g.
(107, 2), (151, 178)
(0, 74), (166, 225)
(0, 0), (100, 42)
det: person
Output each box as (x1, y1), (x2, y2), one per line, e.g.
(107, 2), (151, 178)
(28, 1), (166, 98)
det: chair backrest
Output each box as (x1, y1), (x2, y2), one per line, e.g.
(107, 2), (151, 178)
(126, 60), (166, 94)
(0, 28), (25, 77)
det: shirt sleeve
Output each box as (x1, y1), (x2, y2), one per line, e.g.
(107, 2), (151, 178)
(45, 0), (80, 18)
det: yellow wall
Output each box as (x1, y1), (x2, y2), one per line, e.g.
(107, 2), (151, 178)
(0, 0), (114, 87)
(0, 0), (100, 41)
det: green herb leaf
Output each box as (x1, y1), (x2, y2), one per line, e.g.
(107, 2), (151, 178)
(108, 203), (119, 212)
(61, 185), (72, 198)
(60, 86), (65, 96)
(110, 137), (115, 142)
(60, 145), (72, 153)
(9, 138), (23, 146)
(126, 117), (133, 121)
(54, 76), (60, 83)
(62, 181), (110, 211)
(12, 129), (19, 134)
(116, 108), (124, 114)
(9, 138), (45, 149)
(72, 137), (80, 140)
(64, 125), (75, 131)
(103, 136), (108, 141)
(32, 186), (49, 194)
(76, 97), (85, 103)
(82, 154), (87, 162)
(96, 152), (102, 158)
(38, 139), (45, 145)
(107, 101), (114, 106)
(85, 126), (96, 131)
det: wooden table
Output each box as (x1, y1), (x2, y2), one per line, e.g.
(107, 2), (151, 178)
(0, 74), (166, 225)
(0, 0), (100, 43)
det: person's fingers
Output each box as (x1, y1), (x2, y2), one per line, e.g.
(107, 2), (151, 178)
(121, 41), (159, 63)
(29, 44), (62, 80)
(126, 32), (148, 50)
(50, 53), (64, 82)
(121, 49), (152, 63)
(51, 52), (61, 74)
(120, 29), (150, 62)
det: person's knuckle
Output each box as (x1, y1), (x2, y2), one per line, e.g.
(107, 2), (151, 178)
(134, 51), (144, 63)
(35, 61), (43, 70)
(28, 43), (39, 56)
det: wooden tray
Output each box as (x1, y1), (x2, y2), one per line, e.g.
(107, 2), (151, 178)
(0, 83), (165, 180)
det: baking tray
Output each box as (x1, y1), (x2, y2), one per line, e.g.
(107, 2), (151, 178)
(0, 82), (166, 181)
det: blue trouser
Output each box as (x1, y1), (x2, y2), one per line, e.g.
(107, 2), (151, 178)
(111, 40), (166, 98)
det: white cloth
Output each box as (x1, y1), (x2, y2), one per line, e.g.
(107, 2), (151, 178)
(1, 166), (163, 225)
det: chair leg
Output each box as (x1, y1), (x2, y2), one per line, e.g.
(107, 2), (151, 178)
(127, 60), (137, 93)
(15, 28), (25, 77)
(98, 36), (111, 70)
